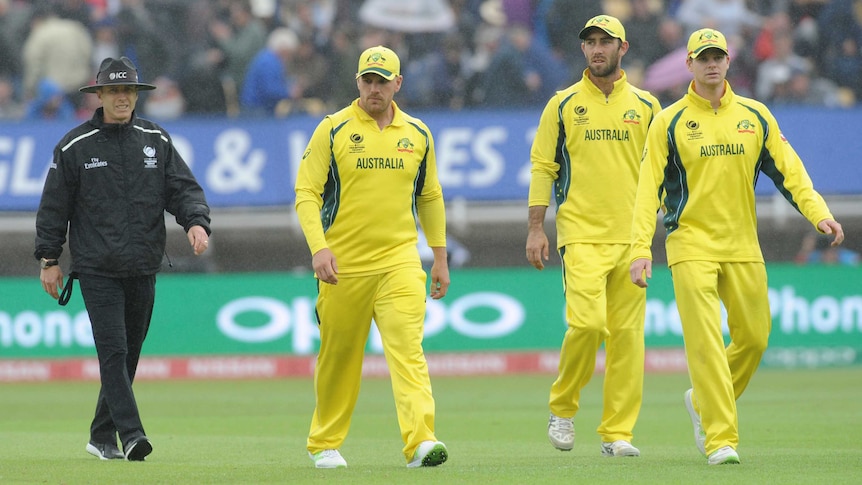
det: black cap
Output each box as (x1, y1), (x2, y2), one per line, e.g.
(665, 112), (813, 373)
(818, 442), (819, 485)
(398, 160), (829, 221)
(79, 57), (156, 93)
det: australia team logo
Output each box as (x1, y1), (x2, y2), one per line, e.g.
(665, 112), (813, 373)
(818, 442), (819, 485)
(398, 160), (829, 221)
(736, 119), (756, 134)
(396, 138), (414, 153)
(622, 109), (641, 124)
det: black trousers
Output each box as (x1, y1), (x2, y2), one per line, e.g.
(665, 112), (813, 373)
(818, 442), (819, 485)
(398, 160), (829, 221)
(78, 273), (155, 449)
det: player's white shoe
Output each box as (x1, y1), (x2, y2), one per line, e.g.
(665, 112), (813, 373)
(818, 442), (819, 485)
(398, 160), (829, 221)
(708, 446), (740, 465)
(684, 389), (707, 456)
(309, 449), (347, 468)
(548, 413), (574, 451)
(600, 440), (640, 457)
(407, 440), (448, 468)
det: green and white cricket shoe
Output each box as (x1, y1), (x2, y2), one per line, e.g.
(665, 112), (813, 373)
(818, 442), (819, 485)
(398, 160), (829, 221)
(601, 440), (640, 457)
(309, 449), (347, 468)
(407, 440), (448, 468)
(684, 389), (707, 456)
(708, 446), (740, 465)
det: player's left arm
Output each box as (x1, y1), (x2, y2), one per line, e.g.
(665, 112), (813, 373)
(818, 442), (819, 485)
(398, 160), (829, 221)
(760, 111), (836, 233)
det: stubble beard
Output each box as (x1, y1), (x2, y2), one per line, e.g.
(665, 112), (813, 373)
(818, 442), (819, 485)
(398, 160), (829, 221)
(588, 57), (619, 79)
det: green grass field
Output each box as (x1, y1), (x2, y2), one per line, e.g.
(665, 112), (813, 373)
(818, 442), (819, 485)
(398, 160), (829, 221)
(1, 368), (860, 484)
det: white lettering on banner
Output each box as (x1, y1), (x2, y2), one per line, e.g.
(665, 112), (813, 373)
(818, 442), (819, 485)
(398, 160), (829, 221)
(0, 310), (93, 349)
(288, 131), (309, 186)
(517, 126), (538, 186)
(436, 128), (470, 186)
(216, 296), (292, 342)
(771, 287), (862, 334)
(469, 127), (506, 187)
(289, 297), (317, 354)
(213, 292), (526, 352)
(762, 347), (857, 368)
(171, 135), (194, 168)
(436, 127), (506, 188)
(206, 129), (266, 193)
(0, 136), (44, 196)
(448, 292), (523, 338)
(645, 300), (685, 336)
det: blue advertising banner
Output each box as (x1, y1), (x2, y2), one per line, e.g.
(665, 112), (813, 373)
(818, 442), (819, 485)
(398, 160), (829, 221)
(1, 107), (859, 210)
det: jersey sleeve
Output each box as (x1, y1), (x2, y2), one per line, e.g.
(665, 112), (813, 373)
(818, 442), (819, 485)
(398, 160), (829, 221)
(760, 114), (834, 229)
(415, 126), (447, 248)
(630, 113), (668, 263)
(294, 117), (334, 255)
(528, 95), (561, 207)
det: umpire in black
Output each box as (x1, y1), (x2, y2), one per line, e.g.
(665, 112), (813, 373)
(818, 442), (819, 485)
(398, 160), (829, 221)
(35, 57), (211, 461)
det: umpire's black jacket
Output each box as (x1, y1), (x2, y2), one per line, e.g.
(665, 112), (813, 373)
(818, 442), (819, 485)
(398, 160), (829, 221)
(35, 108), (211, 278)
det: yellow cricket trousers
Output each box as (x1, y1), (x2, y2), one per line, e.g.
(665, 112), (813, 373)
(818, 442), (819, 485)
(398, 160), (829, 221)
(671, 261), (771, 454)
(307, 265), (437, 462)
(549, 243), (646, 442)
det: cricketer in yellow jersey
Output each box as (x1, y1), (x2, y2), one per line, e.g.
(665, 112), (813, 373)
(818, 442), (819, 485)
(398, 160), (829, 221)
(294, 45), (449, 469)
(526, 15), (661, 458)
(629, 28), (844, 466)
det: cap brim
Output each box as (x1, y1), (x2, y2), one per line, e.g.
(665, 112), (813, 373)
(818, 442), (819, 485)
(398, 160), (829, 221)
(578, 26), (601, 40)
(79, 82), (157, 93)
(578, 25), (622, 41)
(355, 68), (397, 81)
(688, 46), (729, 59)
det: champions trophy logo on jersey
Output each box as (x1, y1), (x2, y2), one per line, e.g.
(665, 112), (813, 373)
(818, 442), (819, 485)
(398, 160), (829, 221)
(622, 109), (641, 124)
(396, 138), (414, 153)
(686, 120), (699, 130)
(143, 145), (158, 169)
(736, 120), (756, 134)
(574, 105), (588, 116)
(350, 133), (363, 144)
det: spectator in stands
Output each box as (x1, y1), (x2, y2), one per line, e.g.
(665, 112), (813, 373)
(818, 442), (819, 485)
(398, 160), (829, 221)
(755, 30), (811, 101)
(141, 76), (186, 120)
(624, 0), (670, 71)
(176, 0), (228, 115)
(208, 0), (267, 95)
(324, 22), (363, 110)
(400, 32), (471, 110)
(22, 5), (92, 107)
(23, 78), (77, 120)
(289, 32), (331, 111)
(0, 0), (31, 83)
(795, 232), (860, 266)
(239, 27), (300, 116)
(544, 0), (603, 71)
(829, 36), (862, 101)
(675, 0), (762, 40)
(91, 17), (120, 74)
(769, 65), (847, 107)
(115, 0), (171, 85)
(478, 23), (569, 107)
(0, 74), (22, 119)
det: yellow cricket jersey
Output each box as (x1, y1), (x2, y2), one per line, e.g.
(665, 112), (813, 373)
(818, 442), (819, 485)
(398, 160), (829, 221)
(294, 99), (446, 275)
(529, 69), (660, 246)
(631, 81), (834, 265)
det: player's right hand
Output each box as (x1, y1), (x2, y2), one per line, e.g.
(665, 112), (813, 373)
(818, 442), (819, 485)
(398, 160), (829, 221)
(526, 230), (549, 270)
(630, 258), (652, 288)
(312, 248), (338, 285)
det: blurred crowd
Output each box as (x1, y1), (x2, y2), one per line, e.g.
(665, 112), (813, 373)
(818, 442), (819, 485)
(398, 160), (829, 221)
(1, 0), (861, 122)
